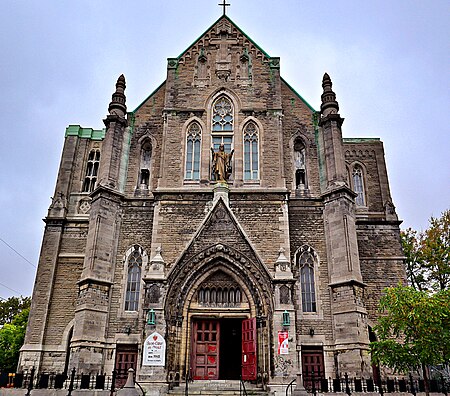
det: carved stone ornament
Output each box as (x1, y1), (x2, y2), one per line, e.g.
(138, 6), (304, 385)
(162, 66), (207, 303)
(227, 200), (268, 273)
(148, 246), (165, 279)
(275, 247), (293, 279)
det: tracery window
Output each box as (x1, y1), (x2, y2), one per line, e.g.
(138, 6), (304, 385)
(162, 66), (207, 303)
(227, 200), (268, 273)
(243, 122), (259, 180)
(185, 122), (202, 180)
(212, 96), (233, 132)
(138, 141), (152, 187)
(125, 247), (142, 311)
(294, 139), (306, 188)
(352, 165), (366, 206)
(82, 149), (100, 192)
(298, 247), (317, 313)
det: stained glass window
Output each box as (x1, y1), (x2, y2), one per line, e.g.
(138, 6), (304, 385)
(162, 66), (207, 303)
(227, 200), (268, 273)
(185, 122), (202, 180)
(352, 166), (365, 206)
(243, 122), (259, 180)
(298, 248), (317, 313)
(125, 248), (142, 311)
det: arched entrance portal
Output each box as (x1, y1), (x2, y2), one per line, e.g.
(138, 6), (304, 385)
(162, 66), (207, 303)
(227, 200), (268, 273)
(165, 244), (273, 382)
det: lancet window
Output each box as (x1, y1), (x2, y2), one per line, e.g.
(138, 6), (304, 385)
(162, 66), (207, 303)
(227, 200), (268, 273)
(352, 165), (366, 206)
(185, 122), (202, 180)
(82, 149), (100, 192)
(243, 122), (259, 180)
(297, 246), (317, 313)
(124, 246), (143, 311)
(212, 96), (233, 133)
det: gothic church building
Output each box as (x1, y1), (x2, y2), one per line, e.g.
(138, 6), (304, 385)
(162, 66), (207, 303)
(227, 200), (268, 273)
(20, 14), (405, 394)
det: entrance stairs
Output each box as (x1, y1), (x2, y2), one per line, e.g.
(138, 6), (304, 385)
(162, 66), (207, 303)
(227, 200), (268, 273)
(167, 379), (273, 395)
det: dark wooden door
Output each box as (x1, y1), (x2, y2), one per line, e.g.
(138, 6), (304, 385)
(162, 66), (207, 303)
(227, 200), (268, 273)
(301, 348), (324, 391)
(114, 344), (138, 388)
(241, 318), (257, 381)
(192, 320), (220, 380)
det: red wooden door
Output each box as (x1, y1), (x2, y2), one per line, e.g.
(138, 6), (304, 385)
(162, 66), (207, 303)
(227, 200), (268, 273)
(301, 348), (324, 390)
(241, 318), (257, 380)
(114, 344), (138, 388)
(192, 320), (220, 380)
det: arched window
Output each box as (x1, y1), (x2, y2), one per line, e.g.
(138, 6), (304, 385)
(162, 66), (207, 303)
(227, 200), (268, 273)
(212, 96), (233, 132)
(185, 122), (202, 180)
(294, 139), (306, 189)
(138, 141), (152, 188)
(279, 285), (290, 304)
(83, 149), (100, 192)
(243, 122), (259, 180)
(298, 247), (317, 313)
(352, 165), (366, 206)
(125, 247), (142, 311)
(212, 96), (233, 154)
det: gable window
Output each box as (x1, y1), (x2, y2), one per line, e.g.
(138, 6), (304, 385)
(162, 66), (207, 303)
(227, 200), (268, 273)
(294, 139), (306, 189)
(125, 247), (142, 311)
(82, 149), (100, 192)
(185, 122), (202, 180)
(352, 165), (366, 206)
(138, 141), (152, 188)
(243, 121), (259, 180)
(298, 247), (317, 313)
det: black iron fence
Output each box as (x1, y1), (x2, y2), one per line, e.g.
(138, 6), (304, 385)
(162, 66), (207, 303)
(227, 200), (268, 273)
(0, 368), (118, 393)
(287, 371), (449, 395)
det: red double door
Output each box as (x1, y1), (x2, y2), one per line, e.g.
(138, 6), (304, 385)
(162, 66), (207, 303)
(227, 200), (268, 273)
(191, 318), (257, 380)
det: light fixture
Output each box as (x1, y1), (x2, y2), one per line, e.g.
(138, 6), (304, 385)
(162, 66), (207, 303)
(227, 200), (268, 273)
(147, 309), (156, 325)
(282, 310), (290, 327)
(309, 328), (314, 336)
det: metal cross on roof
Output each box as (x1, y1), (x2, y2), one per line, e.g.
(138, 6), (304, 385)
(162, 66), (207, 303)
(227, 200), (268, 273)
(219, 0), (230, 15)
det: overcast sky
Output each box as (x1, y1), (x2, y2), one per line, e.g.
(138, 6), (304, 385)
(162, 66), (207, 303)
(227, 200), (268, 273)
(0, 0), (448, 300)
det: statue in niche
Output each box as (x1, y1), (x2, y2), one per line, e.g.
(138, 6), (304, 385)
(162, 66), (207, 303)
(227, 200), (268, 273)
(211, 143), (234, 182)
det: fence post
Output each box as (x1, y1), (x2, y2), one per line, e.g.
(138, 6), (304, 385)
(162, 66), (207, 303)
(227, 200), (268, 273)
(344, 373), (351, 396)
(110, 370), (116, 396)
(377, 371), (384, 396)
(441, 374), (447, 396)
(67, 368), (76, 396)
(25, 367), (35, 396)
(409, 373), (416, 396)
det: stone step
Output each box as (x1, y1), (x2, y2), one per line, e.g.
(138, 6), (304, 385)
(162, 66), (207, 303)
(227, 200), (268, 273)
(167, 379), (271, 395)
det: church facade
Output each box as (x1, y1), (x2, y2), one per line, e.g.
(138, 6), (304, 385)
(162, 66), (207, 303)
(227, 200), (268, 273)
(20, 15), (405, 393)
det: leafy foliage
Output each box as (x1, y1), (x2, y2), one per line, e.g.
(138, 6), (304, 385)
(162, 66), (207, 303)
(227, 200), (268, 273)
(401, 210), (450, 292)
(370, 285), (450, 374)
(0, 296), (31, 326)
(0, 297), (31, 372)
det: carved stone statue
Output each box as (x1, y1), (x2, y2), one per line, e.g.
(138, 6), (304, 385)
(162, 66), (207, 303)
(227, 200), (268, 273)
(211, 143), (234, 182)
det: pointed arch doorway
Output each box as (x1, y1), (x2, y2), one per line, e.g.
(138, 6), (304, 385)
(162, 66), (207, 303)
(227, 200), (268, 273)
(189, 270), (257, 380)
(165, 245), (273, 383)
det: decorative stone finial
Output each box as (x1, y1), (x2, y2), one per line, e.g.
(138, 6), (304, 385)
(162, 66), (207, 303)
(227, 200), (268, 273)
(320, 72), (339, 116)
(108, 74), (127, 117)
(116, 368), (139, 396)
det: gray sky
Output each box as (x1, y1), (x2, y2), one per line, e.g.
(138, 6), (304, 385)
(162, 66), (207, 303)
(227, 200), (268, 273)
(0, 0), (449, 299)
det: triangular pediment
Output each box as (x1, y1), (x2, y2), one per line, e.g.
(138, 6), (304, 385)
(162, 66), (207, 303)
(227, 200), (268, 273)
(167, 197), (270, 280)
(176, 15), (272, 66)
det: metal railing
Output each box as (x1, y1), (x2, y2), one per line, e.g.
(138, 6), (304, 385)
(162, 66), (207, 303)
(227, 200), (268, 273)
(284, 372), (449, 395)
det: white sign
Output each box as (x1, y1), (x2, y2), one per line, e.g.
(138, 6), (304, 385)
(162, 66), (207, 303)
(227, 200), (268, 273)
(142, 332), (166, 366)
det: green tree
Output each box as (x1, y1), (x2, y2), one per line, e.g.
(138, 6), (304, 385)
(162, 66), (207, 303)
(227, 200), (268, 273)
(0, 296), (31, 325)
(401, 210), (450, 292)
(370, 285), (450, 394)
(0, 307), (30, 372)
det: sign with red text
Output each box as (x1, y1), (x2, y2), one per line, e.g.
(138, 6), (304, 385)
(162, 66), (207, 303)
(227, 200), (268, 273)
(143, 332), (166, 366)
(278, 331), (289, 355)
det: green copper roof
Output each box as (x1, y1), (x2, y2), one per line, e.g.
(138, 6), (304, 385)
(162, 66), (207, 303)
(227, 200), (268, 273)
(65, 125), (105, 140)
(281, 77), (316, 112)
(343, 138), (380, 143)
